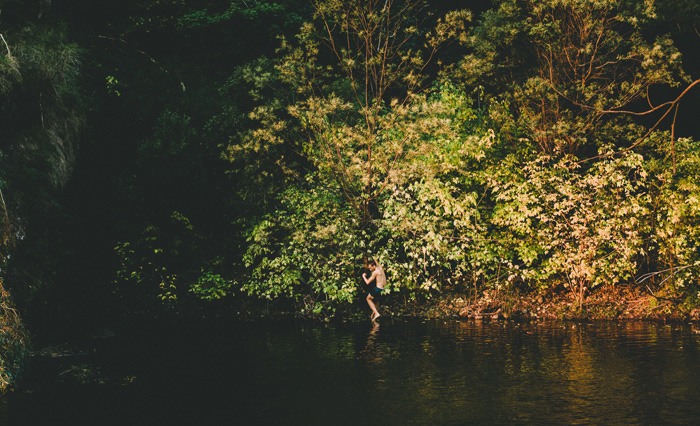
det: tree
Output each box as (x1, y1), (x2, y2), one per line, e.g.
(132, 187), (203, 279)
(460, 0), (695, 157)
(280, 0), (471, 225)
(0, 9), (84, 311)
(235, 0), (475, 312)
(0, 0), (80, 393)
(456, 0), (700, 308)
(639, 135), (700, 302)
(61, 1), (308, 314)
(489, 150), (650, 310)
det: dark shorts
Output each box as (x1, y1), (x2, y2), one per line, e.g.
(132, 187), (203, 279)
(368, 287), (384, 298)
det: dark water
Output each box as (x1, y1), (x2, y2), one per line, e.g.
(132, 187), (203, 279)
(4, 319), (700, 425)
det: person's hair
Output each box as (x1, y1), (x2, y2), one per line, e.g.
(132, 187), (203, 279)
(368, 259), (377, 267)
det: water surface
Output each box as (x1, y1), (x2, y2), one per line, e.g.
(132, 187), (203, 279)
(4, 319), (700, 425)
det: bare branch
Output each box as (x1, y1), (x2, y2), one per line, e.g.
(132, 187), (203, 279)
(0, 33), (11, 58)
(0, 188), (10, 250)
(578, 78), (700, 163)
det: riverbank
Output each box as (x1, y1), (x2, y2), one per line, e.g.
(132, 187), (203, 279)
(214, 283), (700, 324)
(383, 285), (698, 323)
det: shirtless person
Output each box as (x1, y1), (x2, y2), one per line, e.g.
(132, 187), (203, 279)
(362, 259), (386, 321)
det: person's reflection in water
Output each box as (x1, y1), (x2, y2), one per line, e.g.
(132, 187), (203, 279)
(360, 320), (383, 364)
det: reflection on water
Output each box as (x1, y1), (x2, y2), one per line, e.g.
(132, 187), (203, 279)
(4, 319), (700, 425)
(360, 320), (383, 364)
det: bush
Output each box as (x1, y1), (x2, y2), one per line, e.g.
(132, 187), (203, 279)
(0, 279), (29, 394)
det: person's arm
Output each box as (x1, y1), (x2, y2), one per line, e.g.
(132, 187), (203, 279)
(362, 270), (378, 285)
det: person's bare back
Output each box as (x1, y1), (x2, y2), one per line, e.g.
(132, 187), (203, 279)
(362, 259), (386, 321)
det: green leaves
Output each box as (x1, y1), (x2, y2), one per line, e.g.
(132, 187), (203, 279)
(177, 2), (286, 29)
(241, 174), (362, 307)
(189, 271), (233, 301)
(646, 136), (700, 291)
(112, 211), (227, 310)
(235, 2), (486, 306)
(490, 151), (650, 293)
(223, 0), (700, 316)
(462, 0), (689, 156)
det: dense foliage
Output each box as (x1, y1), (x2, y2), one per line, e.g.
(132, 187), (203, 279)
(233, 0), (700, 314)
(1, 0), (700, 393)
(1, 0), (81, 393)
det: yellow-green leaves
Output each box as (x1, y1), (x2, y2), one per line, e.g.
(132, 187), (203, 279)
(489, 149), (652, 307)
(463, 0), (690, 156)
(232, 0), (700, 315)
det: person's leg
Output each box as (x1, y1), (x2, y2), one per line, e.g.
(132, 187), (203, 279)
(366, 293), (380, 320)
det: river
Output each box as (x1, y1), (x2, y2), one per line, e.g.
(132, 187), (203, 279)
(3, 318), (700, 425)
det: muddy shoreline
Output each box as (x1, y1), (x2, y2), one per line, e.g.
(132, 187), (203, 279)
(387, 285), (700, 323)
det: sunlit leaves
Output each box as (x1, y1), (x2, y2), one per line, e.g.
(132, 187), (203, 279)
(490, 149), (651, 302)
(461, 0), (688, 155)
(231, 0), (700, 315)
(241, 175), (362, 310)
(648, 136), (700, 290)
(189, 271), (233, 301)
